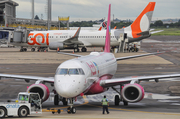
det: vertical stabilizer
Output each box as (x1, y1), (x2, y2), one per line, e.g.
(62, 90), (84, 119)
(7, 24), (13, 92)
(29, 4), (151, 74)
(125, 2), (156, 38)
(104, 4), (111, 53)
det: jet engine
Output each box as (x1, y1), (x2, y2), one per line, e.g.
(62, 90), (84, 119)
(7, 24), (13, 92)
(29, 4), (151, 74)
(121, 83), (144, 103)
(49, 42), (64, 50)
(27, 84), (50, 102)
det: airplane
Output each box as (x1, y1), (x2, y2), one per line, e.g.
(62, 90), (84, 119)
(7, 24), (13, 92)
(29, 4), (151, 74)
(0, 4), (179, 114)
(2, 2), (158, 53)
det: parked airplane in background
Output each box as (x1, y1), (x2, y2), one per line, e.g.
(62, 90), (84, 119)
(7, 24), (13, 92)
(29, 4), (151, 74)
(0, 4), (180, 114)
(3, 2), (158, 52)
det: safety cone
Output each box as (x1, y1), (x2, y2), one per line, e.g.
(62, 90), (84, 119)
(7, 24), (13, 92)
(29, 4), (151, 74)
(73, 51), (74, 54)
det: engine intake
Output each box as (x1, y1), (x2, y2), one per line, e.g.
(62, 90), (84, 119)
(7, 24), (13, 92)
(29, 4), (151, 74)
(121, 83), (144, 103)
(27, 84), (50, 102)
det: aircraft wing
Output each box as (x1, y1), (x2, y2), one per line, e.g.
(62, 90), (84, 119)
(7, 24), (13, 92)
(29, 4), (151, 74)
(100, 74), (180, 88)
(116, 51), (164, 61)
(63, 27), (81, 44)
(58, 52), (83, 57)
(0, 74), (54, 83)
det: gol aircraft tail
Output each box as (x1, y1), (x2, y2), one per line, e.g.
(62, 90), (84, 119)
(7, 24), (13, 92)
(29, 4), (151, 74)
(125, 2), (156, 38)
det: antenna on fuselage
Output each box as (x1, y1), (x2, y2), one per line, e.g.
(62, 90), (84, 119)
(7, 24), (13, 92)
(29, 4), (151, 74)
(104, 4), (111, 53)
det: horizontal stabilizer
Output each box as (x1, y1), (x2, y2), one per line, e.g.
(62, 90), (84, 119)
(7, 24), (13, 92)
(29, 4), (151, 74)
(58, 52), (83, 57)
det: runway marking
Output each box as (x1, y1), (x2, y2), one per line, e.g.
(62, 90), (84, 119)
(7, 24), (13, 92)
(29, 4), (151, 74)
(86, 104), (180, 116)
(42, 95), (89, 112)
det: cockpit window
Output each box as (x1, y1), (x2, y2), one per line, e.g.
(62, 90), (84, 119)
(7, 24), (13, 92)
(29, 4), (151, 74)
(69, 69), (79, 75)
(78, 68), (85, 75)
(56, 68), (85, 75)
(59, 68), (68, 75)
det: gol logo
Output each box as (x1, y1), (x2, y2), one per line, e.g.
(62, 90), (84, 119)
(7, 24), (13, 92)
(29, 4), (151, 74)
(28, 33), (49, 45)
(6, 104), (20, 108)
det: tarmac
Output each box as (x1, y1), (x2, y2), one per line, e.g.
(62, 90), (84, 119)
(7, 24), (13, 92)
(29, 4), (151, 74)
(1, 36), (180, 118)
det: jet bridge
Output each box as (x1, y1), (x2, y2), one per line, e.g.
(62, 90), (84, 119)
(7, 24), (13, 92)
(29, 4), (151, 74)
(11, 28), (30, 43)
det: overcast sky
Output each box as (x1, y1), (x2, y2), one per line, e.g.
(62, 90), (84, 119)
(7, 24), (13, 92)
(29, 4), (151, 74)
(14, 0), (180, 22)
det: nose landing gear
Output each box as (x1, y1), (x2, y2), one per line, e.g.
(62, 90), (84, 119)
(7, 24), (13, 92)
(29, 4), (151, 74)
(67, 98), (76, 114)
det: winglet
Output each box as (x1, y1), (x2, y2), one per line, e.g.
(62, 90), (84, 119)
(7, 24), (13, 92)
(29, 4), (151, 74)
(104, 4), (111, 53)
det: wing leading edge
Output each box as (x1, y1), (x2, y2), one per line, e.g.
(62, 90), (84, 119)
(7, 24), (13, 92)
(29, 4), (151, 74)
(100, 74), (180, 88)
(0, 74), (54, 83)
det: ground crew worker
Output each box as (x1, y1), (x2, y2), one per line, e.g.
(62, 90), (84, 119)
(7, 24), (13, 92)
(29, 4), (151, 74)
(101, 95), (109, 114)
(21, 95), (28, 101)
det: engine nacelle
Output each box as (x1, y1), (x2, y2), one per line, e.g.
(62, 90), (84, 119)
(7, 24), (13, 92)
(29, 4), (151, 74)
(121, 83), (144, 103)
(27, 84), (50, 102)
(49, 42), (64, 50)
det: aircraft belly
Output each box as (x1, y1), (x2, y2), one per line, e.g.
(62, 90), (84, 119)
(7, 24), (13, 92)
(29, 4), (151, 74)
(11, 43), (48, 47)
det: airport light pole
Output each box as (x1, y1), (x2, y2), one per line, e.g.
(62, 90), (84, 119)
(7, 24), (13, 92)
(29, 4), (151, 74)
(32, 0), (34, 26)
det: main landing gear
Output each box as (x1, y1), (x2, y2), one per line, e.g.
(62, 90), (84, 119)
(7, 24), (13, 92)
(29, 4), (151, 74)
(112, 86), (128, 106)
(20, 47), (27, 52)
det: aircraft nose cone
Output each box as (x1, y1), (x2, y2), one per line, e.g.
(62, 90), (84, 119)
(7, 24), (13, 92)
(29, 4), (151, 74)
(55, 83), (79, 98)
(54, 75), (84, 98)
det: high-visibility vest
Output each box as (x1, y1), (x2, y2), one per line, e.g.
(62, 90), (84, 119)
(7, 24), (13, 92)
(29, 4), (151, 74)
(102, 98), (108, 105)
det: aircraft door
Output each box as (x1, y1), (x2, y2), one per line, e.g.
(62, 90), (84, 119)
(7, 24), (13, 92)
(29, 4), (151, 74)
(29, 94), (42, 112)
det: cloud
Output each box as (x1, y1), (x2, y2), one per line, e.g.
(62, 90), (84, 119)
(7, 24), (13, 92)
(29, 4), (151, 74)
(13, 0), (180, 21)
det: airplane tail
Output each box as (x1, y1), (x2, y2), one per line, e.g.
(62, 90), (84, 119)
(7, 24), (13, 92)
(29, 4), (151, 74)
(104, 4), (111, 53)
(125, 2), (156, 38)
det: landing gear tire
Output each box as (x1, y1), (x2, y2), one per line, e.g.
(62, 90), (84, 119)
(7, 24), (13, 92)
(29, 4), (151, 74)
(54, 95), (59, 105)
(0, 107), (6, 118)
(67, 107), (71, 114)
(31, 48), (35, 52)
(71, 107), (76, 114)
(123, 101), (128, 106)
(24, 48), (27, 52)
(57, 109), (61, 114)
(62, 98), (68, 105)
(18, 107), (28, 117)
(115, 95), (120, 106)
(81, 47), (87, 52)
(67, 107), (76, 114)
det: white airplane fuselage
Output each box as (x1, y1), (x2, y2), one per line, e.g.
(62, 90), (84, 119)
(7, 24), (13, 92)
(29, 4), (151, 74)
(12, 29), (147, 48)
(54, 52), (117, 98)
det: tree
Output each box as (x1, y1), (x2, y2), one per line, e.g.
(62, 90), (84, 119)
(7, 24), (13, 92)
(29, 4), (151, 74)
(154, 20), (163, 27)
